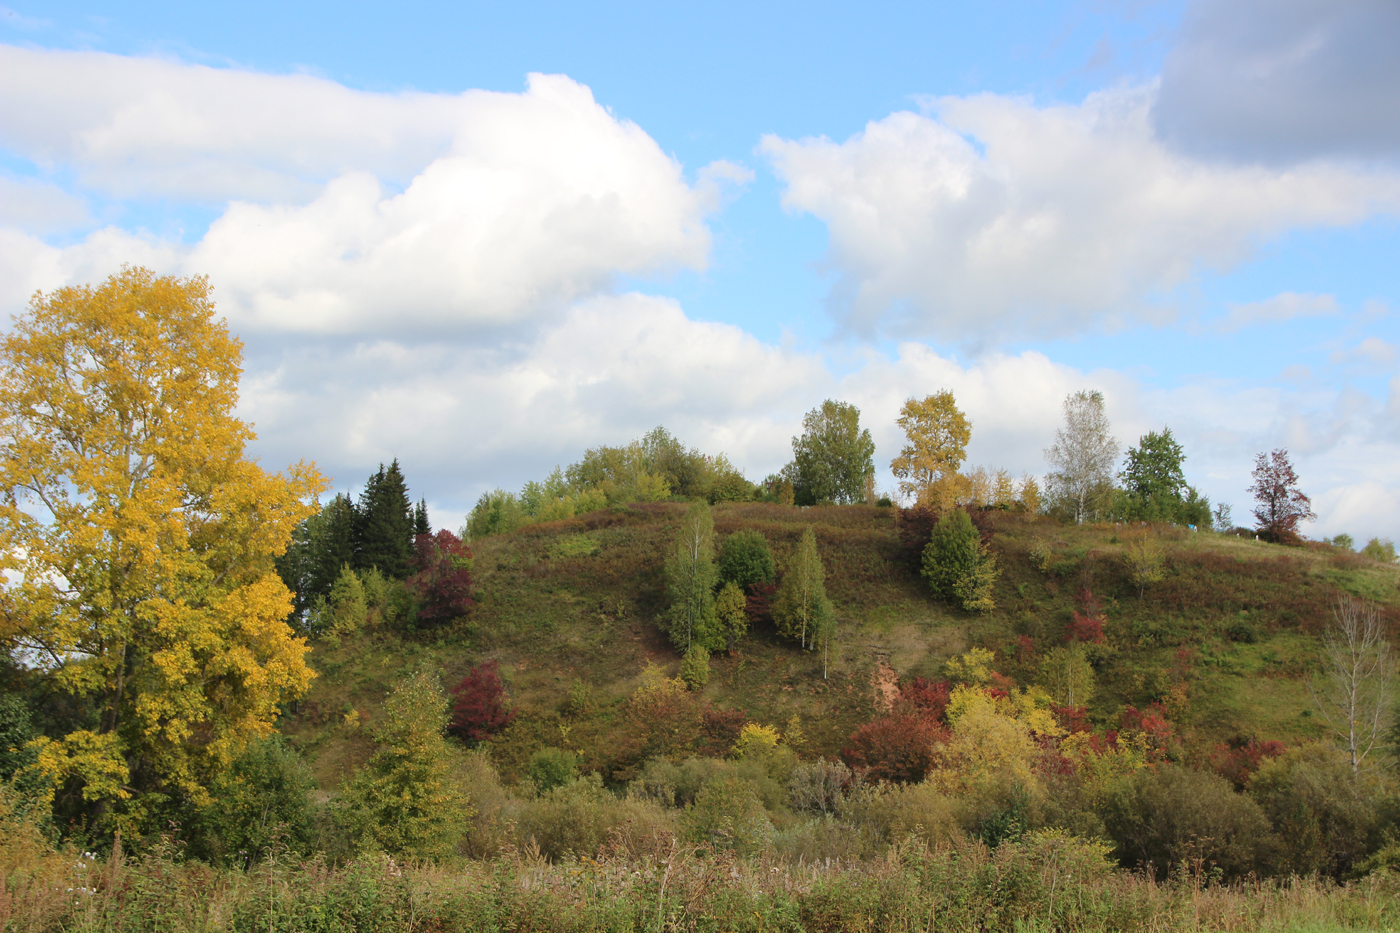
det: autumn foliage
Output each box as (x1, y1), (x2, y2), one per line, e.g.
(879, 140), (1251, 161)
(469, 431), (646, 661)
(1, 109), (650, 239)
(448, 661), (515, 744)
(408, 530), (474, 626)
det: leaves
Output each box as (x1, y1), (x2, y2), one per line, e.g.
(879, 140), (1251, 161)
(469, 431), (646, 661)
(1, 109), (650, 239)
(0, 267), (324, 824)
(890, 391), (970, 507)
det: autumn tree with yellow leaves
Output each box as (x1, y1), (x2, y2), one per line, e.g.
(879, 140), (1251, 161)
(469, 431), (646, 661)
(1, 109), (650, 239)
(890, 391), (971, 508)
(0, 268), (324, 833)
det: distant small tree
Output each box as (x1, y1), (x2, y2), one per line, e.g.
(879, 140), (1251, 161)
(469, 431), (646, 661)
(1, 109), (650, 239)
(718, 530), (776, 590)
(890, 391), (971, 508)
(773, 527), (833, 649)
(1044, 390), (1118, 524)
(1309, 598), (1394, 775)
(1123, 528), (1166, 598)
(340, 669), (471, 859)
(1249, 448), (1314, 543)
(665, 501), (719, 651)
(355, 460), (416, 578)
(448, 660), (515, 745)
(1362, 537), (1397, 563)
(922, 509), (998, 612)
(713, 581), (750, 653)
(788, 399), (876, 505)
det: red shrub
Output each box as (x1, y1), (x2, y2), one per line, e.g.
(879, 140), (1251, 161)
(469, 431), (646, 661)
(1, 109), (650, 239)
(408, 530), (473, 626)
(1053, 705), (1092, 734)
(1065, 587), (1107, 644)
(697, 706), (748, 757)
(1208, 736), (1287, 790)
(1120, 702), (1178, 761)
(842, 713), (948, 784)
(896, 504), (942, 569)
(745, 581), (777, 626)
(448, 660), (515, 744)
(896, 677), (952, 722)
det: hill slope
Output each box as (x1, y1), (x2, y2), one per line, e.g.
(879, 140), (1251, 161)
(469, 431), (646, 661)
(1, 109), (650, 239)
(282, 503), (1400, 787)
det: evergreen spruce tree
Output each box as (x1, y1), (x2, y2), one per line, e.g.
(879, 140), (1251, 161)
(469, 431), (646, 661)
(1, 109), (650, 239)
(275, 492), (357, 622)
(414, 498), (431, 536)
(355, 460), (415, 579)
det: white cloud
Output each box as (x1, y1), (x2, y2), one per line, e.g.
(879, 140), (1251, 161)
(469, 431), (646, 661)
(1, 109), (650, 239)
(1217, 292), (1338, 332)
(762, 86), (1400, 342)
(0, 174), (89, 233)
(0, 50), (746, 335)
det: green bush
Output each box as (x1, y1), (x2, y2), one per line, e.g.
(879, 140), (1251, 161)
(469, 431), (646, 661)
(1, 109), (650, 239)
(718, 530), (776, 590)
(527, 747), (578, 794)
(1250, 744), (1389, 878)
(922, 509), (998, 612)
(1101, 764), (1274, 879)
(682, 774), (774, 855)
(191, 734), (316, 865)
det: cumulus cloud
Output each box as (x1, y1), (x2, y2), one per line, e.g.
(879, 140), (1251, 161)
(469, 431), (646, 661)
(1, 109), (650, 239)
(0, 50), (747, 335)
(1154, 0), (1400, 164)
(762, 86), (1400, 342)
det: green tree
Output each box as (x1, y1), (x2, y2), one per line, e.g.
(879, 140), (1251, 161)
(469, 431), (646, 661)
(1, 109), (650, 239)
(413, 498), (430, 536)
(276, 493), (357, 621)
(890, 391), (971, 508)
(1045, 390), (1118, 524)
(192, 734), (316, 865)
(922, 510), (998, 612)
(718, 530), (776, 590)
(713, 581), (750, 653)
(664, 501), (718, 651)
(1037, 646), (1095, 709)
(1116, 427), (1212, 526)
(773, 527), (833, 649)
(788, 400), (875, 505)
(355, 460), (415, 578)
(1, 268), (323, 831)
(339, 669), (470, 859)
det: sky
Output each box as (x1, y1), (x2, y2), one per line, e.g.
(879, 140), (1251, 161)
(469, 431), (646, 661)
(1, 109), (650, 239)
(2, 0), (1399, 540)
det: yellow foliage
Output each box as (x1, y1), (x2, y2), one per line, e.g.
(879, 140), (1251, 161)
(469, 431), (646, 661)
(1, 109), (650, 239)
(732, 722), (781, 759)
(0, 268), (324, 817)
(890, 391), (971, 506)
(931, 686), (1062, 799)
(1059, 730), (1150, 803)
(943, 647), (996, 686)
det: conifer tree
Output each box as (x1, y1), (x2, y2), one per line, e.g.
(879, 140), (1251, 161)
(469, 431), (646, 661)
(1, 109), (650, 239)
(414, 498), (431, 536)
(355, 460), (414, 579)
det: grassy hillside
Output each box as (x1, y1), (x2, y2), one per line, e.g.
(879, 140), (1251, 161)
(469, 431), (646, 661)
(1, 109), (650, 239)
(282, 503), (1400, 789)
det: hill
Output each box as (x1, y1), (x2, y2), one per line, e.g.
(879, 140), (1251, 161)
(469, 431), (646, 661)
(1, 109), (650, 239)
(282, 502), (1400, 789)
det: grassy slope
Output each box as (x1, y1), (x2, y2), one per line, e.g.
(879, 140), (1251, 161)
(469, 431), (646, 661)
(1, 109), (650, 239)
(281, 503), (1400, 790)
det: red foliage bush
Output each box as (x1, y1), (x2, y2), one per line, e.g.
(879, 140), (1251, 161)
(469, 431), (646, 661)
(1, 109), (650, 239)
(697, 706), (748, 757)
(744, 581), (777, 627)
(1052, 705), (1093, 734)
(842, 713), (948, 784)
(1208, 735), (1287, 790)
(896, 676), (952, 722)
(896, 504), (942, 569)
(448, 660), (515, 744)
(1120, 702), (1178, 761)
(1065, 588), (1107, 644)
(408, 530), (473, 626)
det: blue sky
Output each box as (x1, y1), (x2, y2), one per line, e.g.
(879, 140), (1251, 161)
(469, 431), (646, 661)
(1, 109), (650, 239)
(3, 0), (1399, 540)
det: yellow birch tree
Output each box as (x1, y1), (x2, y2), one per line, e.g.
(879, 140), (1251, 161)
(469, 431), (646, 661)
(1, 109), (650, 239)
(890, 391), (971, 508)
(0, 268), (324, 828)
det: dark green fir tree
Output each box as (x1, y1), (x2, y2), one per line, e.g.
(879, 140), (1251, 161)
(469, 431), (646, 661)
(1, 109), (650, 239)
(356, 460), (415, 579)
(414, 498), (431, 536)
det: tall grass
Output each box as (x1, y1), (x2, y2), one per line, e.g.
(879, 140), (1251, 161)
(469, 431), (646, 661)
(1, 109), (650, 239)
(5, 830), (1398, 932)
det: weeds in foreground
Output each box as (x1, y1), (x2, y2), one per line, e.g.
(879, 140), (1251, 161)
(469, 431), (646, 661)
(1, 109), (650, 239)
(3, 831), (1398, 933)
